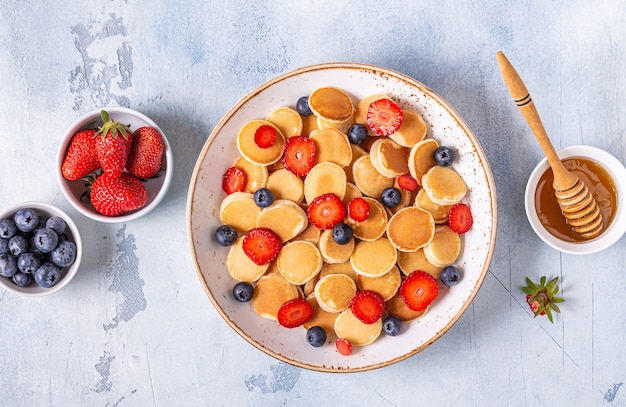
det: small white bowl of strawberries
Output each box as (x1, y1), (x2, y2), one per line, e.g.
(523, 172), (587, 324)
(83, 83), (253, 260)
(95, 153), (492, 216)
(57, 107), (173, 223)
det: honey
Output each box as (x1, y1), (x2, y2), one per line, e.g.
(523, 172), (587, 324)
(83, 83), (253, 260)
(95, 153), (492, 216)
(534, 157), (618, 242)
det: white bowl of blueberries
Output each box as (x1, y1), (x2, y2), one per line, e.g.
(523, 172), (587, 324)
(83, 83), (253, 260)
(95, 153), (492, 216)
(0, 202), (82, 297)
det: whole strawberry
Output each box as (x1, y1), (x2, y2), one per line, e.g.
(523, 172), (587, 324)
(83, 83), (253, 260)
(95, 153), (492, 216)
(95, 110), (133, 178)
(90, 172), (149, 216)
(521, 276), (564, 323)
(61, 129), (100, 180)
(126, 126), (164, 178)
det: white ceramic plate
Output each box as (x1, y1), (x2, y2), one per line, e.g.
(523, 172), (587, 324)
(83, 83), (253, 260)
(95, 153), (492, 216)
(187, 63), (497, 372)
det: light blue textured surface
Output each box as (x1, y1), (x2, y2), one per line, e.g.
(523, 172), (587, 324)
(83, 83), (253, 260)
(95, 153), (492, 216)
(1, 1), (625, 406)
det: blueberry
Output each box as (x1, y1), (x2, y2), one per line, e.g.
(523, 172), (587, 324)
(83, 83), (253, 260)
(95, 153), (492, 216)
(347, 124), (368, 144)
(332, 223), (353, 245)
(0, 238), (9, 255)
(214, 225), (237, 247)
(0, 253), (18, 278)
(17, 252), (41, 274)
(33, 262), (62, 288)
(8, 235), (29, 256)
(12, 272), (32, 287)
(306, 326), (327, 347)
(433, 146), (456, 167)
(440, 266), (461, 286)
(232, 281), (254, 302)
(46, 216), (67, 235)
(28, 235), (45, 255)
(381, 187), (402, 208)
(296, 96), (313, 116)
(0, 219), (17, 239)
(13, 208), (39, 233)
(253, 188), (275, 208)
(50, 240), (77, 268)
(33, 228), (59, 253)
(382, 315), (403, 336)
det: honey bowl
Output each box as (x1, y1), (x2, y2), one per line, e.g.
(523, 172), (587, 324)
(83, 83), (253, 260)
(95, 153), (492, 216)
(525, 145), (626, 254)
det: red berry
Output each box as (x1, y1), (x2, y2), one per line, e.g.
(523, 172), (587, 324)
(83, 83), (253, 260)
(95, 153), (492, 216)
(90, 172), (149, 217)
(126, 126), (164, 178)
(254, 124), (277, 148)
(366, 98), (403, 136)
(241, 227), (282, 266)
(448, 203), (473, 234)
(95, 110), (133, 178)
(281, 136), (317, 177)
(335, 338), (353, 356)
(277, 298), (313, 328)
(350, 290), (385, 324)
(397, 174), (418, 191)
(222, 167), (247, 195)
(307, 193), (346, 230)
(61, 129), (100, 180)
(347, 197), (370, 222)
(400, 270), (439, 311)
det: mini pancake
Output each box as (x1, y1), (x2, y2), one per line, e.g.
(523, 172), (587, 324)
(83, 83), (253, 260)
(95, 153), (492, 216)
(301, 113), (319, 136)
(351, 155), (394, 198)
(389, 109), (428, 148)
(356, 265), (401, 301)
(309, 128), (353, 167)
(345, 144), (368, 183)
(354, 94), (392, 129)
(316, 112), (355, 134)
(225, 237), (269, 282)
(350, 237), (397, 277)
(342, 182), (363, 205)
(423, 225), (461, 267)
(414, 188), (453, 224)
(421, 166), (467, 205)
(408, 138), (438, 185)
(266, 168), (304, 203)
(266, 106), (303, 138)
(397, 248), (443, 278)
(345, 197), (388, 241)
(276, 240), (323, 285)
(303, 161), (347, 204)
(219, 192), (261, 232)
(252, 270), (300, 320)
(317, 229), (355, 264)
(314, 273), (357, 313)
(291, 222), (321, 244)
(386, 293), (429, 322)
(386, 206), (435, 252)
(256, 199), (308, 242)
(308, 87), (354, 123)
(303, 294), (338, 334)
(334, 309), (382, 346)
(369, 138), (409, 178)
(320, 261), (357, 281)
(237, 120), (286, 166)
(235, 157), (268, 193)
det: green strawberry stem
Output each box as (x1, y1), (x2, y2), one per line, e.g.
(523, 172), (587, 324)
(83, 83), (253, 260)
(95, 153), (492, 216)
(95, 110), (132, 140)
(521, 276), (565, 323)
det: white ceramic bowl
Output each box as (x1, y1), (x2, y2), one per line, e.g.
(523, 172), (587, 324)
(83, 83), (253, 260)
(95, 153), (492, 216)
(187, 63), (498, 372)
(0, 201), (82, 297)
(56, 107), (173, 223)
(525, 145), (626, 254)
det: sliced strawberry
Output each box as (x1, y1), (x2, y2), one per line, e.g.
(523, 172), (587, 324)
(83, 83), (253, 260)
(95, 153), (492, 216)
(222, 167), (247, 195)
(448, 203), (473, 234)
(281, 136), (317, 177)
(397, 174), (418, 191)
(254, 124), (277, 148)
(242, 227), (282, 265)
(350, 290), (385, 324)
(335, 338), (353, 356)
(347, 197), (370, 222)
(277, 298), (313, 328)
(307, 193), (346, 230)
(366, 98), (403, 136)
(400, 270), (439, 311)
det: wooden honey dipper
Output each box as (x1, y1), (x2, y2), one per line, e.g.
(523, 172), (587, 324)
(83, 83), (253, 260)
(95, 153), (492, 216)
(496, 51), (604, 239)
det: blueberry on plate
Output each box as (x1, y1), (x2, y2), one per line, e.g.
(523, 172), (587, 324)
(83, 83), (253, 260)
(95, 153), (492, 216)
(50, 240), (77, 268)
(33, 228), (59, 253)
(306, 326), (327, 347)
(253, 188), (274, 208)
(12, 271), (32, 287)
(0, 219), (17, 239)
(0, 253), (18, 278)
(433, 146), (456, 167)
(381, 187), (402, 208)
(296, 96), (313, 116)
(347, 124), (368, 144)
(8, 235), (29, 256)
(440, 265), (461, 286)
(46, 216), (67, 235)
(33, 262), (62, 288)
(382, 315), (403, 336)
(332, 223), (353, 245)
(232, 281), (254, 302)
(13, 208), (39, 233)
(214, 225), (237, 247)
(17, 252), (41, 274)
(0, 238), (8, 255)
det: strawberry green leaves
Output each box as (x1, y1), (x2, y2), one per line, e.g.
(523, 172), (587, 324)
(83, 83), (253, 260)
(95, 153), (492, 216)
(521, 276), (564, 323)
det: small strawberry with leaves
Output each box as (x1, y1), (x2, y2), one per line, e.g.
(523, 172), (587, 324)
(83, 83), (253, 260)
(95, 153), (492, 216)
(95, 110), (133, 178)
(521, 276), (564, 323)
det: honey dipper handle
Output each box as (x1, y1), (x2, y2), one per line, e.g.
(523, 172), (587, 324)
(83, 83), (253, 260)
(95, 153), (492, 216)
(496, 51), (578, 190)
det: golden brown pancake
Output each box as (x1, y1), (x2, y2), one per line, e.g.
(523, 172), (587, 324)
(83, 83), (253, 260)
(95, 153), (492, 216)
(266, 168), (304, 203)
(234, 157), (268, 193)
(309, 128), (353, 168)
(308, 87), (354, 123)
(356, 265), (401, 301)
(386, 206), (435, 252)
(350, 237), (397, 277)
(303, 162), (347, 204)
(414, 188), (453, 224)
(314, 273), (357, 313)
(421, 166), (467, 205)
(266, 106), (303, 138)
(255, 199), (308, 242)
(320, 261), (358, 281)
(408, 139), (438, 185)
(303, 294), (338, 334)
(423, 225), (461, 267)
(276, 240), (323, 285)
(351, 155), (394, 198)
(236, 120), (286, 166)
(334, 309), (382, 346)
(369, 138), (409, 178)
(219, 192), (261, 232)
(389, 109), (428, 147)
(225, 237), (269, 282)
(396, 248), (443, 278)
(252, 270), (300, 320)
(345, 197), (388, 241)
(317, 229), (355, 264)
(386, 293), (429, 322)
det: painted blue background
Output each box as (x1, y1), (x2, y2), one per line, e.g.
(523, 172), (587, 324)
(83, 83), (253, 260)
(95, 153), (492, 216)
(1, 1), (625, 405)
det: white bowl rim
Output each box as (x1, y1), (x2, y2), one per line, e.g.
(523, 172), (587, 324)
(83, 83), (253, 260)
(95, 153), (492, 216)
(56, 106), (173, 223)
(525, 145), (626, 254)
(0, 201), (82, 297)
